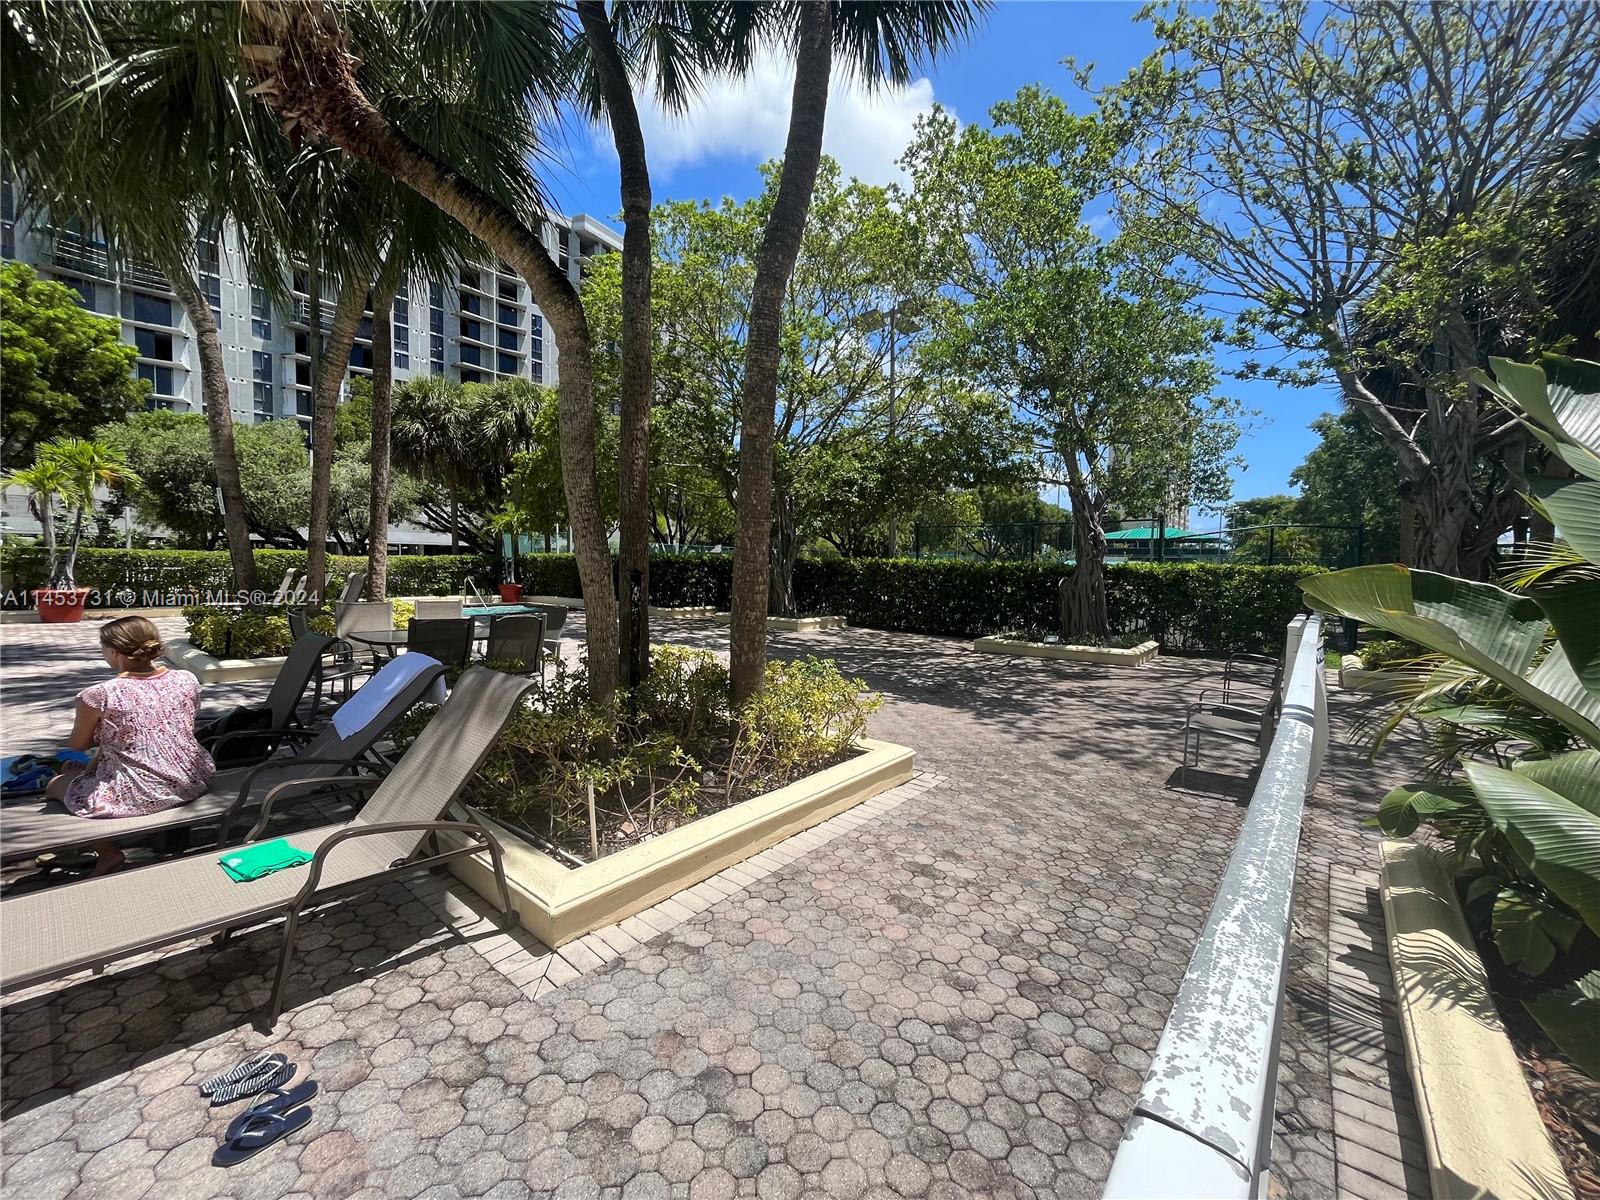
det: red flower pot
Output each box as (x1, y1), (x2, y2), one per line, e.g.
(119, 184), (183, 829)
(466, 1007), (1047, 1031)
(34, 587), (92, 624)
(497, 583), (524, 603)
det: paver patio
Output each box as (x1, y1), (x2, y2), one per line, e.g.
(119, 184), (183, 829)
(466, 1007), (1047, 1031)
(0, 615), (1429, 1198)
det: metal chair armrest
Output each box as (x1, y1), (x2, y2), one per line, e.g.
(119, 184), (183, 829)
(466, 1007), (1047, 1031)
(232, 756), (387, 811)
(203, 726), (315, 755)
(293, 819), (499, 903)
(240, 774), (385, 843)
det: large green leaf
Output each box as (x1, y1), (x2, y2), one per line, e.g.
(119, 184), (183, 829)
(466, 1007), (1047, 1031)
(1528, 478), (1600, 564)
(1301, 564), (1600, 747)
(1376, 782), (1474, 835)
(1467, 762), (1600, 936)
(1512, 749), (1600, 818)
(1493, 890), (1579, 976)
(1523, 971), (1600, 1080)
(1474, 355), (1600, 476)
(1528, 578), (1600, 699)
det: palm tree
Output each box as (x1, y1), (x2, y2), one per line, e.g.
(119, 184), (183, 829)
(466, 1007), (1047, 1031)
(391, 376), (478, 551)
(572, 1), (738, 683)
(47, 437), (139, 588)
(2, 2), (283, 595)
(235, 0), (625, 702)
(726, 1), (989, 701)
(4, 455), (69, 588)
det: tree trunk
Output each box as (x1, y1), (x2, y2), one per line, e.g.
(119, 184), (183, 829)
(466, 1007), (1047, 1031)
(240, 2), (620, 700)
(304, 273), (366, 602)
(729, 3), (834, 704)
(579, 0), (653, 684)
(368, 257), (401, 601)
(61, 504), (85, 589)
(768, 484), (800, 618)
(1060, 480), (1110, 642)
(166, 261), (259, 595)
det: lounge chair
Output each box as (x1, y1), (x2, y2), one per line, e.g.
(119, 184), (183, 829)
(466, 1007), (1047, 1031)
(0, 655), (448, 866)
(268, 568), (301, 607)
(197, 633), (338, 766)
(334, 600), (397, 675)
(0, 668), (536, 1025)
(532, 603), (568, 660)
(414, 598), (465, 620)
(336, 569), (367, 605)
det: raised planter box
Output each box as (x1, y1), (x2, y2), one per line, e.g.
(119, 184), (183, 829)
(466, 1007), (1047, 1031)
(450, 737), (913, 947)
(1379, 840), (1575, 1200)
(650, 606), (718, 619)
(973, 636), (1159, 667)
(165, 638), (288, 684)
(712, 613), (847, 633)
(1338, 661), (1414, 692)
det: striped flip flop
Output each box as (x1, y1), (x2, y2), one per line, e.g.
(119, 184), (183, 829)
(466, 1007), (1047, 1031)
(198, 1052), (293, 1104)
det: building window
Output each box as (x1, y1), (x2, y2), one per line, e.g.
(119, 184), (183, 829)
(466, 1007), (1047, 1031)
(460, 267), (481, 292)
(137, 362), (175, 397)
(497, 352), (520, 376)
(393, 296), (410, 368)
(134, 328), (174, 360)
(530, 312), (544, 383)
(349, 343), (372, 371)
(252, 382), (274, 417)
(251, 351), (274, 417)
(460, 344), (484, 368)
(461, 293), (484, 317)
(497, 303), (520, 325)
(497, 327), (522, 351)
(125, 292), (173, 327)
(461, 318), (485, 344)
(62, 277), (96, 310)
(460, 368), (486, 384)
(295, 390), (313, 418)
(196, 233), (222, 321)
(250, 286), (272, 339)
(294, 329), (311, 357)
(429, 284), (445, 375)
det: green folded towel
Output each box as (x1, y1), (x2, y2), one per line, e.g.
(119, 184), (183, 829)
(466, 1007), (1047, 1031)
(219, 838), (313, 883)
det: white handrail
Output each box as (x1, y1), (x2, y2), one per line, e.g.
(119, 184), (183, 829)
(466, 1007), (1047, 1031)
(1104, 612), (1326, 1199)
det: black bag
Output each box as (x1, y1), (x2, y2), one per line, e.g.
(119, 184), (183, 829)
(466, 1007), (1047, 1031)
(196, 703), (276, 767)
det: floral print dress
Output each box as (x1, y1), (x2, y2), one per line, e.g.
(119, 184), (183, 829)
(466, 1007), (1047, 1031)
(63, 669), (216, 818)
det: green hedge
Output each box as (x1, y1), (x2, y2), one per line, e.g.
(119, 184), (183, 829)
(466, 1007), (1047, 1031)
(2, 544), (1320, 654)
(0, 545), (494, 607)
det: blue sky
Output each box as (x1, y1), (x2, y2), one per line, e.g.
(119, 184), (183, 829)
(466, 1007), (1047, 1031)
(542, 2), (1340, 509)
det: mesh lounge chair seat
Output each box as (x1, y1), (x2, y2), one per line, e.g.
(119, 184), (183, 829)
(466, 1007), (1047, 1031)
(0, 668), (536, 1024)
(197, 633), (338, 765)
(0, 655), (447, 865)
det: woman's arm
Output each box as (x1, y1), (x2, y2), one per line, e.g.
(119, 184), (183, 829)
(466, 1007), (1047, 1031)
(65, 700), (101, 753)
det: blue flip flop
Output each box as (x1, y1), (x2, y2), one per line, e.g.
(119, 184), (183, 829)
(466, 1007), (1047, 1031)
(223, 1082), (319, 1142)
(211, 1105), (313, 1167)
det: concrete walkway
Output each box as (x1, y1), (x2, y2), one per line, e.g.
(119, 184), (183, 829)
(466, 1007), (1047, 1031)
(0, 616), (1427, 1198)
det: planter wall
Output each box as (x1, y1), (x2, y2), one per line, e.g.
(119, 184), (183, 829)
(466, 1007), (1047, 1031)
(973, 636), (1160, 667)
(165, 639), (288, 684)
(450, 737), (913, 946)
(713, 614), (847, 633)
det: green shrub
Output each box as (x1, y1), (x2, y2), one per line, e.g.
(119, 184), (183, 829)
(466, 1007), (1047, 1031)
(0, 545), (493, 607)
(397, 649), (879, 863)
(1357, 638), (1426, 671)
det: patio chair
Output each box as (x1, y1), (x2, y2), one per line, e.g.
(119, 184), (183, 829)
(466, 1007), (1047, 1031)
(0, 655), (448, 867)
(197, 633), (337, 767)
(0, 668), (536, 1026)
(485, 613), (546, 677)
(1180, 674), (1284, 786)
(1220, 652), (1281, 704)
(407, 618), (474, 670)
(337, 569), (368, 605)
(532, 603), (568, 661)
(335, 600), (398, 675)
(268, 568), (301, 607)
(414, 598), (465, 620)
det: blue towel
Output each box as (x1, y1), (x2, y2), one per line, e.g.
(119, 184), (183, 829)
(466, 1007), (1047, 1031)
(331, 653), (444, 739)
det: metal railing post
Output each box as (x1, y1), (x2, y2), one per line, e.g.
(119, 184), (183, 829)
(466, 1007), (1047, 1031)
(1103, 613), (1325, 1200)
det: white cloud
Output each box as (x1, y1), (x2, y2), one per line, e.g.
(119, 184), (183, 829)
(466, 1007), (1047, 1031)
(618, 49), (945, 187)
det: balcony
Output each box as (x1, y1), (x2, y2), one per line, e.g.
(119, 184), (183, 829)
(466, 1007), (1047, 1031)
(122, 259), (173, 293)
(47, 231), (112, 281)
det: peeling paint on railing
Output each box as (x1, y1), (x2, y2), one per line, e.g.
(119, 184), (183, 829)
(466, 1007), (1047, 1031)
(1104, 613), (1326, 1200)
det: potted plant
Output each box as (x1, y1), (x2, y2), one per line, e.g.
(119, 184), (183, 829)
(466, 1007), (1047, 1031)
(6, 438), (138, 623)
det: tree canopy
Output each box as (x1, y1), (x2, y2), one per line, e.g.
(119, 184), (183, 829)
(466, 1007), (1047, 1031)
(1, 264), (144, 465)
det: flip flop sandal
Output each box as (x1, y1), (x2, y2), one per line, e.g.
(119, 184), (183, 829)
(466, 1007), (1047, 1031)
(202, 1053), (294, 1105)
(211, 1106), (313, 1167)
(34, 851), (98, 873)
(198, 1050), (283, 1097)
(211, 1059), (295, 1107)
(223, 1082), (320, 1142)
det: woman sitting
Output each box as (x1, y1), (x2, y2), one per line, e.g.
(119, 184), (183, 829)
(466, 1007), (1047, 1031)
(46, 616), (216, 874)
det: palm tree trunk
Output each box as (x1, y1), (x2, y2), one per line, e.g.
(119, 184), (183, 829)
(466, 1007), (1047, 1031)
(305, 273), (366, 602)
(728, 3), (834, 704)
(166, 259), (259, 595)
(38, 493), (60, 587)
(368, 256), (402, 601)
(240, 6), (619, 700)
(62, 504), (85, 589)
(579, 0), (653, 685)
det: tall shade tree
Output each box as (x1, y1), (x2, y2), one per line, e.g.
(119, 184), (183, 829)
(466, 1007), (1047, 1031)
(0, 265), (143, 464)
(1109, 0), (1599, 576)
(1, 0), (301, 593)
(235, 0), (623, 701)
(726, 0), (989, 702)
(906, 90), (1240, 639)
